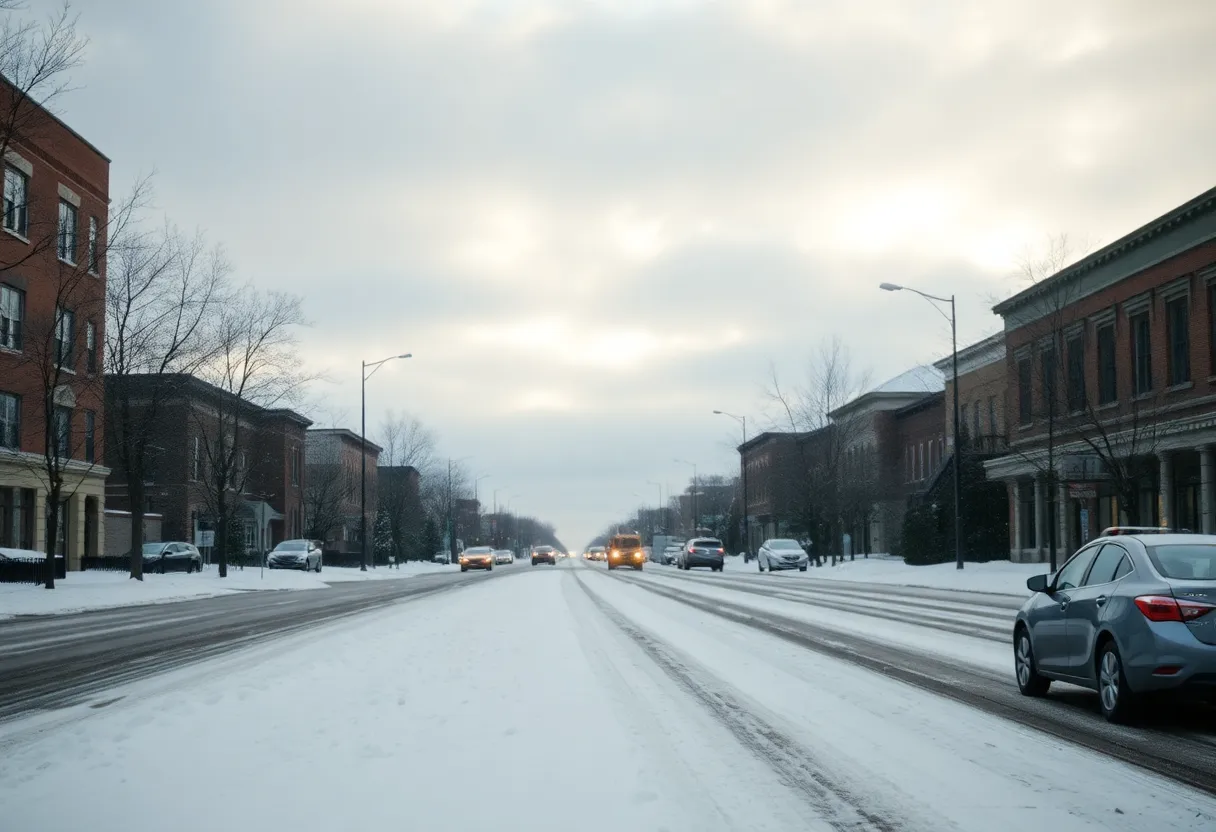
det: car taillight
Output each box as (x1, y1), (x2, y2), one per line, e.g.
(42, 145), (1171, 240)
(717, 548), (724, 554)
(1134, 595), (1216, 622)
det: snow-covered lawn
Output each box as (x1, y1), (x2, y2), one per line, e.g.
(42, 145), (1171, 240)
(725, 553), (1044, 596)
(2, 566), (1213, 831)
(0, 561), (459, 618)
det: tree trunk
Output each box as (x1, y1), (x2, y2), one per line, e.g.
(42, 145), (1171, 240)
(128, 477), (146, 580)
(216, 492), (229, 578)
(43, 489), (59, 590)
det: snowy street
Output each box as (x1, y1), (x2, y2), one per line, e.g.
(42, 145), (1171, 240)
(2, 559), (1216, 831)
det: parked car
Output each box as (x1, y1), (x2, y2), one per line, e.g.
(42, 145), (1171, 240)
(460, 546), (495, 572)
(663, 545), (682, 565)
(757, 538), (809, 573)
(1014, 528), (1216, 723)
(494, 549), (514, 565)
(140, 541), (203, 574)
(679, 538), (725, 571)
(432, 551), (452, 564)
(267, 539), (323, 572)
(532, 545), (557, 566)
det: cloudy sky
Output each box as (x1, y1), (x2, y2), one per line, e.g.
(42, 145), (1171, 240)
(34, 0), (1216, 548)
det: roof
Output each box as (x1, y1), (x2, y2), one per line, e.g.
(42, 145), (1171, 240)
(737, 430), (812, 454)
(932, 332), (1005, 376)
(108, 373), (313, 427)
(993, 186), (1216, 318)
(893, 389), (944, 418)
(305, 428), (383, 454)
(869, 365), (944, 395)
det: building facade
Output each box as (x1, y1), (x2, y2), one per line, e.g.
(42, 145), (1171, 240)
(739, 430), (813, 549)
(0, 83), (110, 566)
(985, 186), (1216, 562)
(304, 428), (381, 555)
(105, 375), (311, 558)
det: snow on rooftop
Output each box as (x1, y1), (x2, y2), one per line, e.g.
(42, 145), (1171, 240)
(868, 364), (943, 395)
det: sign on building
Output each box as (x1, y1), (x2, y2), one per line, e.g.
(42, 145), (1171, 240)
(1068, 483), (1097, 500)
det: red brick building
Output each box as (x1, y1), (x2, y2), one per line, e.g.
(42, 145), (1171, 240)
(105, 375), (311, 558)
(304, 428), (381, 555)
(0, 84), (110, 565)
(986, 186), (1216, 562)
(739, 430), (814, 549)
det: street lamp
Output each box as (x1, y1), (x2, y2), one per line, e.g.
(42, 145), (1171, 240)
(880, 281), (963, 571)
(714, 410), (749, 555)
(674, 458), (698, 534)
(361, 352), (411, 571)
(492, 487), (506, 546)
(473, 474), (490, 543)
(646, 480), (663, 534)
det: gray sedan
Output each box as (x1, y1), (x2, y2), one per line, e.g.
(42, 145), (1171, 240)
(757, 538), (809, 572)
(1014, 531), (1216, 723)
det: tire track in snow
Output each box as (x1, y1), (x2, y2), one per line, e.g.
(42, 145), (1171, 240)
(574, 570), (934, 832)
(603, 568), (1216, 797)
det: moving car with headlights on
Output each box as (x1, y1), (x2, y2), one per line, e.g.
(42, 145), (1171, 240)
(460, 546), (495, 571)
(757, 538), (809, 572)
(679, 537), (725, 571)
(140, 541), (203, 574)
(268, 539), (323, 572)
(1014, 528), (1216, 723)
(494, 549), (514, 565)
(607, 533), (645, 570)
(531, 545), (557, 566)
(586, 546), (606, 562)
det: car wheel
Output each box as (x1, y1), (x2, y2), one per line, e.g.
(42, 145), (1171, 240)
(488, 564), (493, 571)
(1014, 627), (1050, 698)
(316, 561), (322, 573)
(799, 565), (807, 572)
(636, 564), (643, 571)
(461, 566), (468, 572)
(1097, 641), (1138, 724)
(758, 559), (764, 572)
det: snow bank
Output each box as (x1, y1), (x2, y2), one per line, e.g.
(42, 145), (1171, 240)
(0, 564), (329, 618)
(727, 553), (1043, 596)
(319, 562), (458, 582)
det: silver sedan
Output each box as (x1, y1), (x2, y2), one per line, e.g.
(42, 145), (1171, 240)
(1014, 530), (1216, 723)
(757, 538), (809, 573)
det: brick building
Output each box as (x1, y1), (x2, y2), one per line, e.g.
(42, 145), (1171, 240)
(0, 83), (110, 566)
(889, 390), (947, 509)
(304, 428), (381, 555)
(934, 332), (1007, 456)
(739, 430), (813, 548)
(105, 375), (311, 558)
(985, 186), (1216, 562)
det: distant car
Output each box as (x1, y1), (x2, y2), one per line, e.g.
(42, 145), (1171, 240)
(140, 541), (203, 574)
(662, 545), (682, 565)
(460, 546), (495, 572)
(494, 549), (514, 565)
(757, 538), (809, 573)
(1014, 529), (1216, 723)
(532, 545), (557, 566)
(432, 551), (451, 565)
(679, 537), (724, 572)
(607, 533), (645, 571)
(587, 546), (607, 562)
(267, 539), (323, 572)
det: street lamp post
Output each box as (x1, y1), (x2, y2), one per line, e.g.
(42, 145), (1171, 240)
(674, 459), (698, 535)
(361, 353), (411, 571)
(714, 410), (749, 555)
(473, 474), (490, 543)
(492, 487), (506, 546)
(646, 480), (663, 534)
(880, 282), (963, 571)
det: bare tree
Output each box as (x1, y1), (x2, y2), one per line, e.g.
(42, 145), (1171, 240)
(377, 411), (436, 560)
(106, 218), (230, 579)
(194, 287), (309, 577)
(301, 457), (352, 545)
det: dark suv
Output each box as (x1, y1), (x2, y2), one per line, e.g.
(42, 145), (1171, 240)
(531, 545), (557, 566)
(680, 538), (725, 572)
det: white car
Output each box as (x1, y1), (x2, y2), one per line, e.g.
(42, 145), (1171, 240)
(757, 538), (809, 573)
(268, 539), (323, 572)
(494, 549), (514, 565)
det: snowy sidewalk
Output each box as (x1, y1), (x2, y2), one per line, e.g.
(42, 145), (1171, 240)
(0, 562), (454, 619)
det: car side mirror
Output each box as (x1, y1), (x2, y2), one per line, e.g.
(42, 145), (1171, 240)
(1026, 574), (1051, 593)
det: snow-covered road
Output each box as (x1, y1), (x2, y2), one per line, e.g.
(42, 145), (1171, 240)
(1, 561), (1214, 831)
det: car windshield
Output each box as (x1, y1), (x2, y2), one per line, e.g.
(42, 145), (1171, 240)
(535, 546), (553, 552)
(141, 543), (165, 554)
(275, 541), (307, 551)
(767, 539), (802, 550)
(466, 547), (493, 554)
(1147, 544), (1216, 579)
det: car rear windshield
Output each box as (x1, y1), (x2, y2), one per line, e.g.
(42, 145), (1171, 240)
(692, 539), (722, 548)
(767, 539), (802, 550)
(1147, 544), (1216, 580)
(275, 541), (307, 551)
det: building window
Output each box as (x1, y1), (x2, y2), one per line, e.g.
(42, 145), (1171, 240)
(972, 401), (981, 439)
(191, 436), (201, 481)
(988, 396), (998, 435)
(3, 165), (27, 237)
(87, 216), (99, 274)
(1040, 344), (1057, 415)
(54, 307), (74, 368)
(1097, 322), (1117, 404)
(86, 320), (97, 373)
(0, 392), (18, 449)
(1066, 333), (1085, 412)
(960, 403), (968, 442)
(84, 410), (95, 463)
(58, 200), (78, 263)
(1166, 295), (1190, 386)
(1017, 357), (1032, 424)
(53, 406), (71, 458)
(290, 446), (299, 486)
(918, 442), (925, 480)
(906, 446), (912, 482)
(1210, 283), (1216, 375)
(0, 284), (22, 351)
(1130, 311), (1152, 396)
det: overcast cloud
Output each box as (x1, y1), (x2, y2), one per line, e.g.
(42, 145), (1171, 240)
(37, 0), (1216, 547)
